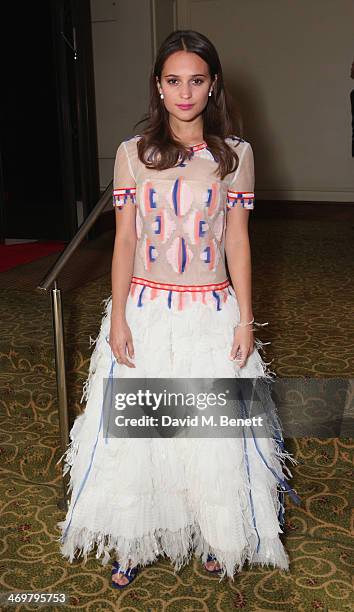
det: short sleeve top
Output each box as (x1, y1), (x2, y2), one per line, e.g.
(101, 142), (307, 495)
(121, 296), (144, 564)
(112, 135), (255, 310)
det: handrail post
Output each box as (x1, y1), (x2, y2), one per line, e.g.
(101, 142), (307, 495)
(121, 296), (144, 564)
(37, 180), (113, 511)
(51, 280), (70, 511)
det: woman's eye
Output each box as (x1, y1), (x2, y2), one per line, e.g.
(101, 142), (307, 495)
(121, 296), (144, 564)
(166, 79), (204, 85)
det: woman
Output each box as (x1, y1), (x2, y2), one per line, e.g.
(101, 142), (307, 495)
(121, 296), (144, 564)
(57, 29), (300, 589)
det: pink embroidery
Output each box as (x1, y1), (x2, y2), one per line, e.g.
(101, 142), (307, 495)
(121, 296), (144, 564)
(204, 182), (220, 217)
(169, 178), (194, 216)
(152, 210), (176, 243)
(142, 181), (158, 215)
(136, 210), (143, 238)
(166, 237), (193, 274)
(213, 211), (224, 242)
(128, 276), (232, 311)
(183, 211), (208, 245)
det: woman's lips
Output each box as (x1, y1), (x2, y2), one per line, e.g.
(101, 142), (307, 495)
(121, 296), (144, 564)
(176, 104), (194, 110)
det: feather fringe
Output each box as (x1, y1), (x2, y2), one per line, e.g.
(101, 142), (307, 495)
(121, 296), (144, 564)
(55, 294), (299, 579)
(55, 519), (290, 581)
(80, 296), (112, 404)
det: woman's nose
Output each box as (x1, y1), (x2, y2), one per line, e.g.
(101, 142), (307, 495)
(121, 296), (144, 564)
(180, 85), (192, 98)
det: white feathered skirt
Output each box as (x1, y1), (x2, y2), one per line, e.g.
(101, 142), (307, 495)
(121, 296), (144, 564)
(56, 285), (299, 580)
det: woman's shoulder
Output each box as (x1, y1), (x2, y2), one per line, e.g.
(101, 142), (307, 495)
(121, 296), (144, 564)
(119, 134), (251, 152)
(117, 134), (142, 152)
(224, 135), (251, 150)
(115, 135), (143, 172)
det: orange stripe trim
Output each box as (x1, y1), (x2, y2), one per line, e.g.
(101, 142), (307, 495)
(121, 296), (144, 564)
(131, 276), (230, 293)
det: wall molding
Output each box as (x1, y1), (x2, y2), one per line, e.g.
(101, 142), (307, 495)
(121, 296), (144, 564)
(256, 190), (354, 202)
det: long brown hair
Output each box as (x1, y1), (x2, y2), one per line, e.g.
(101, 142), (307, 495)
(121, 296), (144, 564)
(133, 30), (242, 180)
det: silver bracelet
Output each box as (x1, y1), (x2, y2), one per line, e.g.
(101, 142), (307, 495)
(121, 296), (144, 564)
(235, 316), (254, 328)
(235, 317), (269, 329)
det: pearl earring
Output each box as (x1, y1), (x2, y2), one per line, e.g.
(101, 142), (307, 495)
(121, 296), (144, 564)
(209, 90), (212, 97)
(160, 92), (164, 99)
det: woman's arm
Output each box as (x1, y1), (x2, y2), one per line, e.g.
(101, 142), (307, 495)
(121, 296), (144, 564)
(111, 207), (137, 320)
(224, 210), (253, 322)
(224, 142), (255, 365)
(109, 141), (137, 367)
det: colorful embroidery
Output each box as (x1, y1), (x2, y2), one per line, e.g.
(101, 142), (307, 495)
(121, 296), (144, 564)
(142, 181), (158, 215)
(190, 142), (208, 152)
(166, 236), (193, 274)
(141, 237), (159, 272)
(152, 211), (176, 243)
(131, 277), (230, 292)
(204, 182), (220, 217)
(177, 142), (212, 164)
(183, 211), (208, 245)
(136, 210), (143, 238)
(213, 211), (225, 242)
(129, 277), (231, 311)
(229, 135), (245, 144)
(170, 178), (193, 216)
(226, 191), (254, 209)
(113, 136), (254, 310)
(113, 187), (136, 209)
(201, 238), (220, 271)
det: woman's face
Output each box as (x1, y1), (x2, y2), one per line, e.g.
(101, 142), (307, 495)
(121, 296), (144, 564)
(157, 50), (215, 125)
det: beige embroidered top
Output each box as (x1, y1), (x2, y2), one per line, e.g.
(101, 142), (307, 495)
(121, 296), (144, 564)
(112, 135), (255, 310)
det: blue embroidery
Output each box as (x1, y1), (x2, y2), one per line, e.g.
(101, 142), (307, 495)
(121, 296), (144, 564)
(239, 397), (261, 553)
(180, 238), (187, 273)
(229, 135), (245, 143)
(60, 354), (116, 543)
(238, 384), (301, 532)
(137, 285), (146, 307)
(212, 290), (221, 311)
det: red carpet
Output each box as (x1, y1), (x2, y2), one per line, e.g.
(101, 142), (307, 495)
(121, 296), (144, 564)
(0, 241), (66, 273)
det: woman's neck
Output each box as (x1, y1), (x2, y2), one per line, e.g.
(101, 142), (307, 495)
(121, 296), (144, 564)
(175, 135), (205, 146)
(169, 119), (204, 147)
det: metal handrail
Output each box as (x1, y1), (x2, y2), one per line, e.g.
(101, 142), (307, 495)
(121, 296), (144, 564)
(36, 179), (113, 511)
(37, 180), (112, 292)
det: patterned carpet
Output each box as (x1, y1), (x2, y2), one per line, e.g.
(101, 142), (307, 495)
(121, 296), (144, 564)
(0, 213), (353, 611)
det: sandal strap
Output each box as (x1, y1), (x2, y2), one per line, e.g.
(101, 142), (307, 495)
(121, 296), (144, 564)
(112, 561), (138, 579)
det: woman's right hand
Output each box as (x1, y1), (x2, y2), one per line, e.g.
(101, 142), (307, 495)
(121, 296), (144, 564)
(108, 316), (136, 368)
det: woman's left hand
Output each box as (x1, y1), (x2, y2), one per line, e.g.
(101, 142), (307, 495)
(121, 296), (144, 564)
(229, 324), (255, 367)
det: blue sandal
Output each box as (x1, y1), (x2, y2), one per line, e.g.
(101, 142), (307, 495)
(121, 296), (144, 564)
(205, 553), (222, 574)
(111, 561), (139, 589)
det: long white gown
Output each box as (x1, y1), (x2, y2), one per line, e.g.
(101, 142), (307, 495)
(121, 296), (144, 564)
(56, 135), (300, 580)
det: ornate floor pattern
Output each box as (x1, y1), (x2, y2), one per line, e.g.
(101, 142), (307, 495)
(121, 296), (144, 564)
(0, 215), (353, 611)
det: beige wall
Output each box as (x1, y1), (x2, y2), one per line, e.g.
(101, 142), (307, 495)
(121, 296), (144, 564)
(92, 0), (354, 202)
(90, 0), (155, 191)
(176, 0), (354, 201)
